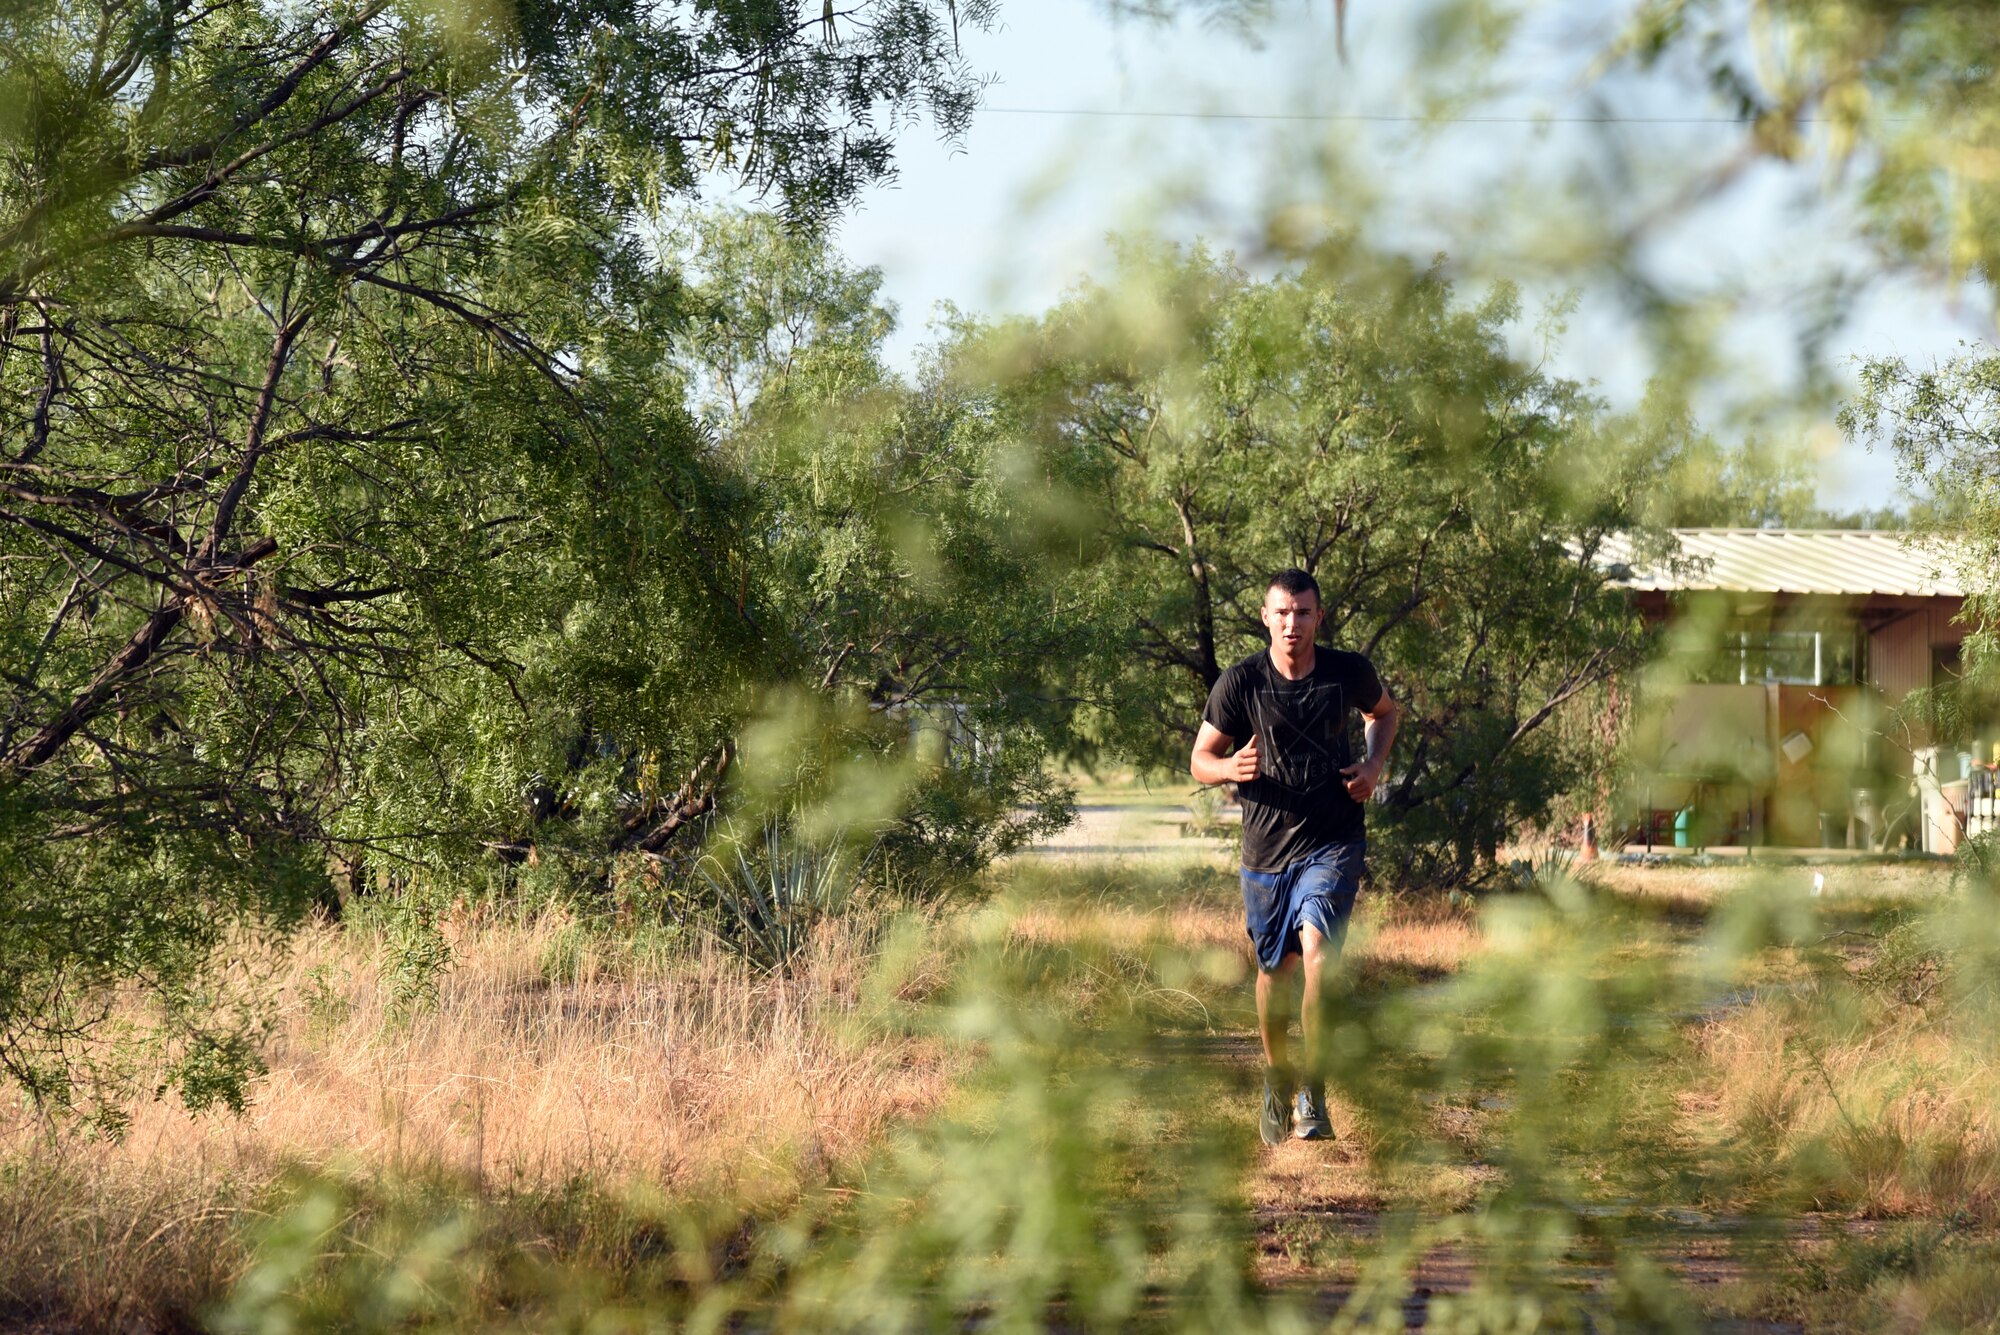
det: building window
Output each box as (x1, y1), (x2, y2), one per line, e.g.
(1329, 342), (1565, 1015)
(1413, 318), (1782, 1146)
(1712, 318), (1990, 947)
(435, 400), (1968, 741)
(1680, 626), (1862, 687)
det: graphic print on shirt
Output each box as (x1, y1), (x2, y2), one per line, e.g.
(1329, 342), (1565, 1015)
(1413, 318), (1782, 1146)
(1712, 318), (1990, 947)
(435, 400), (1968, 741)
(1251, 679), (1346, 791)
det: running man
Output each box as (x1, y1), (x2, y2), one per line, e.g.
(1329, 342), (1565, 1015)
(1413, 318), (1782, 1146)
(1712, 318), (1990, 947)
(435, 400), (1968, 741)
(1189, 569), (1399, 1144)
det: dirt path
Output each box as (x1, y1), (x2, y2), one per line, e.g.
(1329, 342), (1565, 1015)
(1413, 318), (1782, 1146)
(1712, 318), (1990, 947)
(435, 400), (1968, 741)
(1024, 796), (1234, 858)
(1239, 1035), (1808, 1332)
(1040, 793), (1808, 1333)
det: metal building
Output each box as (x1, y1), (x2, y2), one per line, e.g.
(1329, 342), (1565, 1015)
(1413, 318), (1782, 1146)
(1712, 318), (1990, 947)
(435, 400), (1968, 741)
(1601, 529), (1992, 852)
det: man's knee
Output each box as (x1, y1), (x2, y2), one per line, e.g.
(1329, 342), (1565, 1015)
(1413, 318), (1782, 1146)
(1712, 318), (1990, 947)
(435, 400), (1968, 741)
(1298, 926), (1327, 969)
(1264, 952), (1300, 981)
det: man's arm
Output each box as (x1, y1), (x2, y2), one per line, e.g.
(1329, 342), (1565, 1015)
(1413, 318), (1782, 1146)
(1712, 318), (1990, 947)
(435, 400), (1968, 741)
(1191, 721), (1259, 786)
(1340, 689), (1400, 801)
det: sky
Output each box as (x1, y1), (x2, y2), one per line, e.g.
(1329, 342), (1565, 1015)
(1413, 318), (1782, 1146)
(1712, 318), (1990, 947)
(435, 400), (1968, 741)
(812, 0), (1993, 514)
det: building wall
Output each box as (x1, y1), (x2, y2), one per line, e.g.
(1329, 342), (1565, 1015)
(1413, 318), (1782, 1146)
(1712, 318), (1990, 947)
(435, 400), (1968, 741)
(1868, 603), (1968, 705)
(1625, 595), (1967, 846)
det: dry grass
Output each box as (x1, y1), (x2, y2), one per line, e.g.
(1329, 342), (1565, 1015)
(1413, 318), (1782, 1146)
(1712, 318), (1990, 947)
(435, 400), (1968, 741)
(88, 914), (946, 1192)
(0, 1150), (242, 1330)
(1347, 897), (1482, 981)
(0, 910), (962, 1330)
(1695, 987), (2000, 1222)
(1599, 862), (2000, 1222)
(0, 849), (1979, 1331)
(1004, 894), (1245, 956)
(1002, 862), (1480, 977)
(1594, 859), (1954, 911)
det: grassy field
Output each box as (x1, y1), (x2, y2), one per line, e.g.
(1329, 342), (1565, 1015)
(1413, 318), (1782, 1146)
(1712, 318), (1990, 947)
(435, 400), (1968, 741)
(0, 911), (966, 1330)
(0, 787), (1994, 1332)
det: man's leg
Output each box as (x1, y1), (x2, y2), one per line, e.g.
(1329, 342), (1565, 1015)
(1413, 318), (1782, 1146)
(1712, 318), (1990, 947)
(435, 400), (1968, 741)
(1255, 953), (1299, 1070)
(1295, 845), (1363, 1079)
(1255, 953), (1300, 1145)
(1291, 846), (1362, 1140)
(1243, 864), (1301, 1146)
(1291, 926), (1335, 1139)
(1297, 924), (1328, 1072)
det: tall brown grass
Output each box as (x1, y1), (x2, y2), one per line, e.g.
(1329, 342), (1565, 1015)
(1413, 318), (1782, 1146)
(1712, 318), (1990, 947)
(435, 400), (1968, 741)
(1695, 986), (2000, 1222)
(0, 910), (960, 1330)
(1001, 858), (1481, 979)
(0, 858), (1975, 1331)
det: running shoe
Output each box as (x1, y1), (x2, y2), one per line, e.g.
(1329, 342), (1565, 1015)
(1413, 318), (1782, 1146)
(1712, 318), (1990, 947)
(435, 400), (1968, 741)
(1295, 1082), (1333, 1141)
(1260, 1066), (1294, 1146)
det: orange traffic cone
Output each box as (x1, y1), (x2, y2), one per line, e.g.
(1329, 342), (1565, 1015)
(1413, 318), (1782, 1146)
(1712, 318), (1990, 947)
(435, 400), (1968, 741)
(1580, 812), (1599, 863)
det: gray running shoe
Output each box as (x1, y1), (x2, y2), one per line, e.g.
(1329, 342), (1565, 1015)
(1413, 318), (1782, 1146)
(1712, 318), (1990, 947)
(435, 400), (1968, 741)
(1295, 1083), (1333, 1141)
(1259, 1067), (1294, 1146)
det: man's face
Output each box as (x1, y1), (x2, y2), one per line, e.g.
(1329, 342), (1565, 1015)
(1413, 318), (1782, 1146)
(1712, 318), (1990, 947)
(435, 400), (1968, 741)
(1261, 586), (1323, 652)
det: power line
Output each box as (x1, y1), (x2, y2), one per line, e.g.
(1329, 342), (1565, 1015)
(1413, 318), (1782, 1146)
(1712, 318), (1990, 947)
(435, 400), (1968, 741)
(982, 104), (1869, 125)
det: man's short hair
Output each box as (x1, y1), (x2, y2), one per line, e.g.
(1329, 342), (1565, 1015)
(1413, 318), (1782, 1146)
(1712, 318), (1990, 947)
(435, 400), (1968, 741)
(1266, 568), (1321, 604)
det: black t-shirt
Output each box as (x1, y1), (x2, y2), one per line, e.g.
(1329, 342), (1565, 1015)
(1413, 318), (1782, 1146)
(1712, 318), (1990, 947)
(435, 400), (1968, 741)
(1202, 647), (1386, 872)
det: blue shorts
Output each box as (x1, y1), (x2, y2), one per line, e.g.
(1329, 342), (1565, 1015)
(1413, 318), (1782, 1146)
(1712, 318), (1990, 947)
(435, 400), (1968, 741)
(1241, 842), (1364, 973)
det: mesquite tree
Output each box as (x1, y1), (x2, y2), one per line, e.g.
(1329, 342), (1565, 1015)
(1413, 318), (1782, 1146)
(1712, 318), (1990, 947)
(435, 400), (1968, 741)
(960, 244), (1676, 888)
(672, 210), (1091, 883)
(0, 0), (992, 1118)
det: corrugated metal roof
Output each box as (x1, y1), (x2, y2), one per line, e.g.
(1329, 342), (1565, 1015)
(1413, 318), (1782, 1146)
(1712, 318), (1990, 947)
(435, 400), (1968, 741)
(1598, 528), (1966, 598)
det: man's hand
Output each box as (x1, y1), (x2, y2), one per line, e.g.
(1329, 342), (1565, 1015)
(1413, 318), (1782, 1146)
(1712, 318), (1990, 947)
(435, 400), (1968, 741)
(1343, 689), (1399, 802)
(1228, 733), (1260, 783)
(1340, 758), (1382, 802)
(1190, 722), (1259, 787)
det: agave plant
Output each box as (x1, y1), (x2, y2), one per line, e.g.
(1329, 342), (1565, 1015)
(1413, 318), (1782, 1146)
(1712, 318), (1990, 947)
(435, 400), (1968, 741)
(694, 820), (874, 969)
(1501, 845), (1582, 896)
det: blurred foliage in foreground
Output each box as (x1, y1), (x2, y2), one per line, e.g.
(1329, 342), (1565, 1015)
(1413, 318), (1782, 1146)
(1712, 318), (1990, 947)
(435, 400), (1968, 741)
(152, 857), (2000, 1333)
(0, 128), (1804, 1111)
(1605, 0), (2000, 728)
(7, 0), (1996, 1128)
